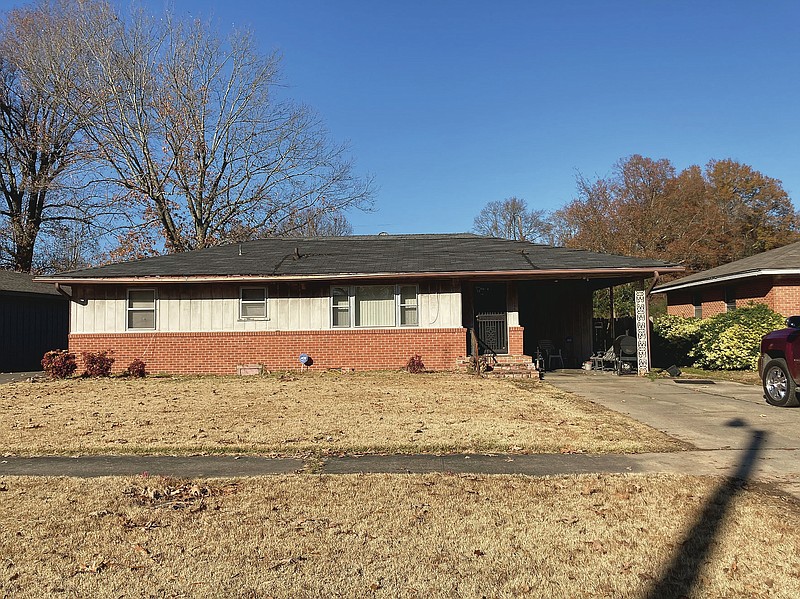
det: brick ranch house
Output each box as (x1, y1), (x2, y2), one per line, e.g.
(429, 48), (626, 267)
(652, 241), (800, 318)
(38, 234), (680, 374)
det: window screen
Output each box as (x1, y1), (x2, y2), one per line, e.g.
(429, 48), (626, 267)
(240, 287), (267, 319)
(399, 285), (418, 326)
(127, 289), (156, 329)
(332, 287), (350, 327)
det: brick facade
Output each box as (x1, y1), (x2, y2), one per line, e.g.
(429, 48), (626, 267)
(508, 326), (524, 355)
(771, 277), (800, 316)
(666, 276), (800, 318)
(69, 328), (470, 375)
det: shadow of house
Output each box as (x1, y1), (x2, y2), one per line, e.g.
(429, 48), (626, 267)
(0, 271), (69, 372)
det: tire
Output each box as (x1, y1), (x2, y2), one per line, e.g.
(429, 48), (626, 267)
(763, 359), (800, 407)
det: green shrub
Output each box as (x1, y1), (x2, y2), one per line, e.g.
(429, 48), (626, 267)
(652, 314), (702, 366)
(691, 303), (785, 370)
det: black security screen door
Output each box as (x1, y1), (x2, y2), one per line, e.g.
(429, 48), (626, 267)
(473, 283), (507, 354)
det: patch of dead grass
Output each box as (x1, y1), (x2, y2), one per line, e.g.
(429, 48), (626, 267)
(677, 368), (761, 386)
(0, 473), (798, 598)
(0, 372), (686, 456)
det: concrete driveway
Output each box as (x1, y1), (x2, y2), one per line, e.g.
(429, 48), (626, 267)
(0, 371), (45, 384)
(546, 370), (800, 497)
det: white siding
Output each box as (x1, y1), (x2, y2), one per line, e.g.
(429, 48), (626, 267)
(70, 281), (463, 333)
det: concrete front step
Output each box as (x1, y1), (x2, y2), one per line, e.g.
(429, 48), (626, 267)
(457, 355), (536, 369)
(485, 369), (539, 379)
(457, 355), (541, 378)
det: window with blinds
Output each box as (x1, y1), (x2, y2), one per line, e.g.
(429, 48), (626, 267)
(332, 285), (418, 328)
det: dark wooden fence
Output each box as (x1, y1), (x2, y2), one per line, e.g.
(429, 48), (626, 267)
(1, 293), (68, 372)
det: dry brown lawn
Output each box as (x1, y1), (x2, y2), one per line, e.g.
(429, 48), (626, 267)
(1, 473), (798, 598)
(0, 372), (686, 456)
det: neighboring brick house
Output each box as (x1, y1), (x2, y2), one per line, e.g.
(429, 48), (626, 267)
(37, 234), (679, 374)
(0, 270), (69, 372)
(652, 241), (800, 318)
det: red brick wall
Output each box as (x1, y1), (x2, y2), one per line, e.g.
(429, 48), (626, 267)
(508, 326), (524, 355)
(771, 277), (800, 316)
(665, 276), (800, 318)
(666, 289), (695, 317)
(701, 287), (726, 318)
(69, 328), (468, 375)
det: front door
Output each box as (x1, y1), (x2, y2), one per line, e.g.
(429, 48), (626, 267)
(473, 283), (507, 354)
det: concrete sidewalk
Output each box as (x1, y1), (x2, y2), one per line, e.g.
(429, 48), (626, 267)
(0, 450), (769, 480)
(0, 455), (305, 478)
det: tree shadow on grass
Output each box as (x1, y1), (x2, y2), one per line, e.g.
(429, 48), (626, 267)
(645, 419), (766, 599)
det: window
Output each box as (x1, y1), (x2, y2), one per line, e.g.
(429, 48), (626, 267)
(127, 289), (156, 330)
(724, 287), (736, 312)
(240, 287), (267, 319)
(693, 292), (702, 319)
(332, 287), (350, 327)
(355, 285), (396, 327)
(399, 285), (418, 326)
(332, 285), (418, 328)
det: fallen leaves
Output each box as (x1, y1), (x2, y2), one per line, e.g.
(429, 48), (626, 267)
(585, 539), (607, 554)
(268, 555), (306, 570)
(123, 480), (237, 510)
(74, 557), (108, 575)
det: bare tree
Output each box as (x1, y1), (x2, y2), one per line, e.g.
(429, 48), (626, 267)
(61, 2), (372, 253)
(0, 1), (107, 272)
(279, 210), (353, 237)
(32, 215), (100, 273)
(472, 196), (553, 243)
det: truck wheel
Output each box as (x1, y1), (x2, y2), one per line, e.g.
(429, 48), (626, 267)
(763, 359), (799, 407)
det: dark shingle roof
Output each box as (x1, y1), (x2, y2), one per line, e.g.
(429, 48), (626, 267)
(40, 234), (679, 281)
(0, 270), (62, 296)
(653, 241), (800, 293)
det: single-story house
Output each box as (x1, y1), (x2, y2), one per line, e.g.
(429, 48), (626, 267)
(652, 241), (800, 318)
(0, 270), (69, 372)
(38, 234), (680, 374)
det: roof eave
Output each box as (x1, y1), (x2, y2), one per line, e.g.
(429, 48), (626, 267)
(37, 266), (682, 285)
(652, 268), (800, 294)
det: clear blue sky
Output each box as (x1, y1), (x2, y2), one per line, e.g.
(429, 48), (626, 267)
(17, 0), (800, 235)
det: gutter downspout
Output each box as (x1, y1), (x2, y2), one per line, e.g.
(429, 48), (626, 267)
(646, 270), (661, 296)
(55, 282), (87, 305)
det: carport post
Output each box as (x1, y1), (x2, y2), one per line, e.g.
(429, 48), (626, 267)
(634, 289), (650, 375)
(609, 286), (615, 341)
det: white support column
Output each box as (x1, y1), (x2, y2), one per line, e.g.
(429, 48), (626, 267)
(635, 290), (650, 375)
(506, 282), (519, 327)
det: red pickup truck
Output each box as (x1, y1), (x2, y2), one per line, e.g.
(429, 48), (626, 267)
(760, 316), (800, 407)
